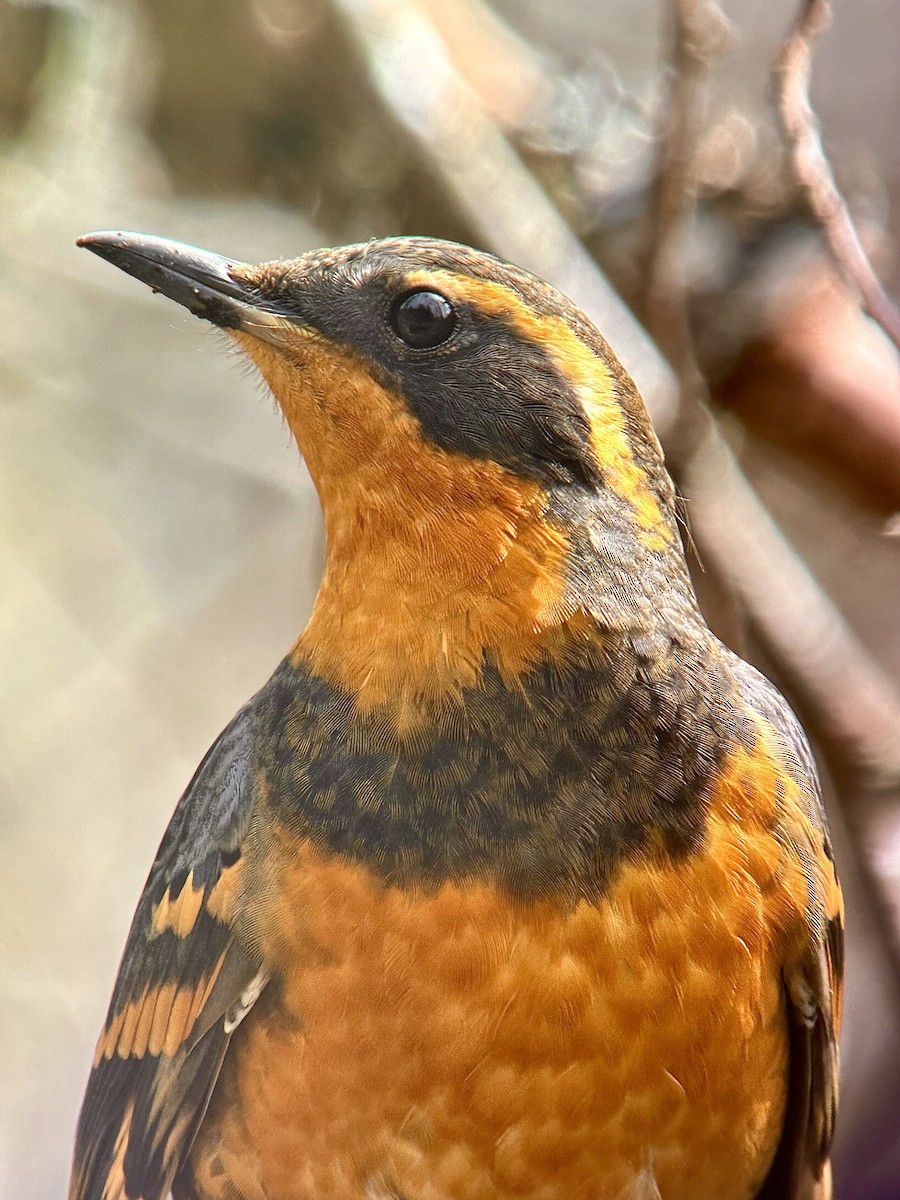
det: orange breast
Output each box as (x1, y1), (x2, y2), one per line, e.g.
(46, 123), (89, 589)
(187, 740), (810, 1200)
(190, 859), (787, 1200)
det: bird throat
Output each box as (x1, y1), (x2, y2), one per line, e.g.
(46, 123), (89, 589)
(293, 464), (584, 727)
(292, 466), (696, 731)
(234, 318), (690, 728)
(263, 476), (737, 898)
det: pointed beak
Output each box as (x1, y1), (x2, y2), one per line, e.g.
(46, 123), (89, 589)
(76, 230), (280, 335)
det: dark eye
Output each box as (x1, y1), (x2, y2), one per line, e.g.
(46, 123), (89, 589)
(390, 290), (456, 349)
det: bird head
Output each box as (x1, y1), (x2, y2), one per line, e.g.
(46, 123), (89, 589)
(78, 232), (698, 713)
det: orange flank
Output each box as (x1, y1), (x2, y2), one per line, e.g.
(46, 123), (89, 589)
(189, 723), (832, 1200)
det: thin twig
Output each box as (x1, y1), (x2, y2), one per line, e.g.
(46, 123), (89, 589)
(644, 0), (731, 390)
(776, 0), (900, 351)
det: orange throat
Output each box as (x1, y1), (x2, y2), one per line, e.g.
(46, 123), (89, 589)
(229, 321), (675, 723)
(293, 465), (582, 720)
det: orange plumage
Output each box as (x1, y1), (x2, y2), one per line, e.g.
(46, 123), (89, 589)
(70, 231), (842, 1200)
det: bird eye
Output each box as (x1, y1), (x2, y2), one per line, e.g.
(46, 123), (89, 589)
(390, 290), (456, 349)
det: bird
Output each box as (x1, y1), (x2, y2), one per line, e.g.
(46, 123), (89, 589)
(71, 229), (842, 1200)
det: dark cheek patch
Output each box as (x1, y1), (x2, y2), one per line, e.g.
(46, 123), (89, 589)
(255, 265), (603, 490)
(393, 314), (603, 489)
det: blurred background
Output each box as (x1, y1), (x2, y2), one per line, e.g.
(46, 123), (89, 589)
(2, 0), (900, 1195)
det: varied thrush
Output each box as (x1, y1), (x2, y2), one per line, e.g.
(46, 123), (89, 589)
(71, 230), (843, 1200)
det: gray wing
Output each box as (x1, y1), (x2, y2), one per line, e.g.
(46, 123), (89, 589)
(735, 661), (843, 1200)
(69, 706), (267, 1200)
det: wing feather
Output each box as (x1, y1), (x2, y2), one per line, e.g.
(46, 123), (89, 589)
(70, 707), (266, 1200)
(736, 662), (843, 1200)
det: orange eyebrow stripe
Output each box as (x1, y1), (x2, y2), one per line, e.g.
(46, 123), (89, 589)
(409, 270), (674, 552)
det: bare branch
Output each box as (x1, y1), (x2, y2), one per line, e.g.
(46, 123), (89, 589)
(776, 0), (900, 351)
(644, 0), (731, 383)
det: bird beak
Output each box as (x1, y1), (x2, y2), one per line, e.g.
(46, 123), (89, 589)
(76, 230), (286, 339)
